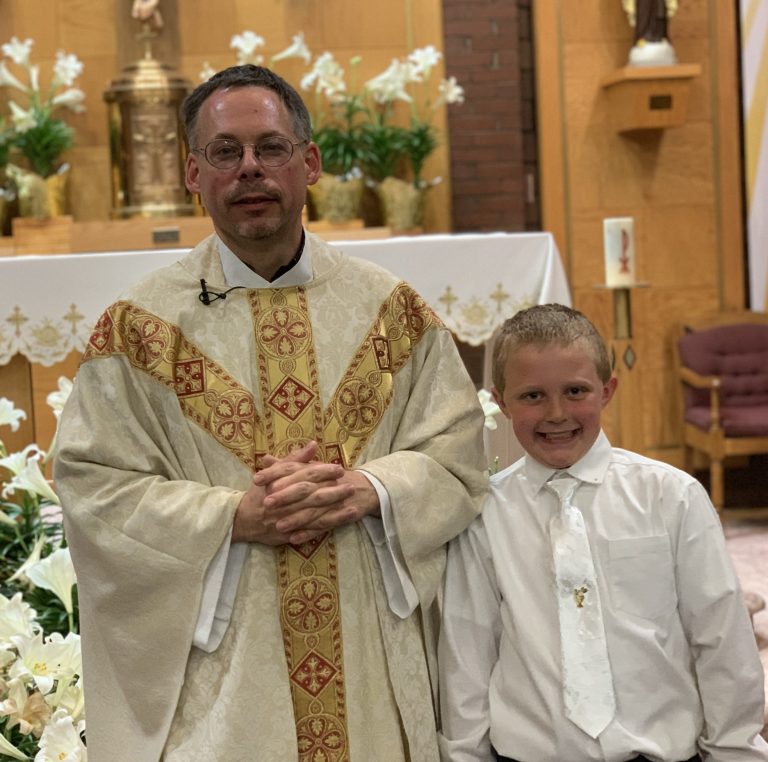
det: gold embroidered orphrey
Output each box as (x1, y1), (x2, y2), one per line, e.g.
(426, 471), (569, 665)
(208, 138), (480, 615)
(82, 282), (440, 762)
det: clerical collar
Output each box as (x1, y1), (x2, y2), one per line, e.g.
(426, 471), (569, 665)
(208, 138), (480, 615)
(217, 232), (311, 288)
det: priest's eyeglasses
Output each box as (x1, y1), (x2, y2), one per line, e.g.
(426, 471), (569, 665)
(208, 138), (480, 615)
(193, 137), (307, 169)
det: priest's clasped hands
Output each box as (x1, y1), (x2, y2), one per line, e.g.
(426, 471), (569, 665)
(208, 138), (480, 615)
(232, 440), (380, 546)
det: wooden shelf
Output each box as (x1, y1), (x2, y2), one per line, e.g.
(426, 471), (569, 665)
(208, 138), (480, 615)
(601, 64), (702, 133)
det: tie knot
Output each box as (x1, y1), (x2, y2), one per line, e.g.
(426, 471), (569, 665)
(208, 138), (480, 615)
(546, 473), (580, 504)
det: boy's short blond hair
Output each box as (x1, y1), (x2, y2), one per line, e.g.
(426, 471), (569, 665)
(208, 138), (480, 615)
(491, 303), (613, 395)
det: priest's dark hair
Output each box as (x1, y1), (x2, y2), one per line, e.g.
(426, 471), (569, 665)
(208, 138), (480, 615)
(181, 64), (312, 148)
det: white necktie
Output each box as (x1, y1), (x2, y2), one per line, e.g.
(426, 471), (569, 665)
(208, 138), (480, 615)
(547, 474), (616, 738)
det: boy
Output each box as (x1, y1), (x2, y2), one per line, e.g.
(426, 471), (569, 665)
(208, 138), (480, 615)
(438, 304), (768, 761)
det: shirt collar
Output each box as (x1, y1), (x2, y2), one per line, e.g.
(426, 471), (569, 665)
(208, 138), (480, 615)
(216, 234), (313, 288)
(521, 430), (613, 495)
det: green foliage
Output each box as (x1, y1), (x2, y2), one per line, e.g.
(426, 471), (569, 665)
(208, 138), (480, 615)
(13, 111), (74, 178)
(357, 121), (410, 183)
(404, 121), (438, 188)
(313, 124), (364, 176)
(0, 120), (14, 168)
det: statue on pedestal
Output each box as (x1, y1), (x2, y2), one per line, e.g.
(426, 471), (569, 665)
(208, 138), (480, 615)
(621, 0), (678, 67)
(132, 0), (164, 30)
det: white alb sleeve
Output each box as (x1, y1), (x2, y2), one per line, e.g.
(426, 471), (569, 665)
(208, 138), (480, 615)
(359, 470), (419, 618)
(192, 527), (247, 652)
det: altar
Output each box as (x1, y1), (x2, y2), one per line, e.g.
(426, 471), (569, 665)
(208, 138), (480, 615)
(0, 232), (570, 463)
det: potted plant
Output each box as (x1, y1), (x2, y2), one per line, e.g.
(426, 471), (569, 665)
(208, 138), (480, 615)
(0, 36), (85, 219)
(361, 47), (465, 231)
(301, 53), (371, 224)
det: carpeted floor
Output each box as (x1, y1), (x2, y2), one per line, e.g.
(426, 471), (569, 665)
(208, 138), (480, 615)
(726, 521), (768, 649)
(724, 520), (768, 736)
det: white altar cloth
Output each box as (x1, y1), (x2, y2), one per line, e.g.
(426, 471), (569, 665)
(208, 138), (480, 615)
(0, 232), (569, 367)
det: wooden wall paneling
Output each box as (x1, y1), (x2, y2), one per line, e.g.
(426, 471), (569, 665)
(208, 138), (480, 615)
(711, 0), (746, 309)
(0, 356), (35, 457)
(532, 0), (569, 264)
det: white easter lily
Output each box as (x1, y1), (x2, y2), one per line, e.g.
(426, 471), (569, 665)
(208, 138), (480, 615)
(2, 457), (60, 504)
(1, 36), (33, 66)
(407, 45), (442, 78)
(28, 64), (40, 94)
(365, 58), (413, 104)
(8, 100), (37, 132)
(34, 708), (87, 761)
(0, 397), (27, 432)
(0, 592), (38, 645)
(27, 548), (77, 615)
(0, 677), (52, 737)
(0, 445), (42, 476)
(51, 88), (86, 113)
(477, 388), (502, 430)
(47, 674), (84, 722)
(230, 30), (265, 65)
(52, 51), (83, 88)
(46, 377), (73, 420)
(0, 59), (28, 91)
(10, 632), (82, 695)
(199, 61), (216, 81)
(436, 75), (465, 106)
(301, 52), (346, 99)
(271, 32), (311, 64)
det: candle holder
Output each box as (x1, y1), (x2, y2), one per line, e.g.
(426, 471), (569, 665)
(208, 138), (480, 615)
(594, 282), (650, 340)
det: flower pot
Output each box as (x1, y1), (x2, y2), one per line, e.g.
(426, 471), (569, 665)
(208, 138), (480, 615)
(6, 164), (70, 220)
(0, 170), (19, 237)
(308, 174), (364, 224)
(375, 176), (424, 232)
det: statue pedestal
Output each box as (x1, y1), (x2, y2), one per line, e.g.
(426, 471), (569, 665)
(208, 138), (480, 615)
(601, 64), (701, 133)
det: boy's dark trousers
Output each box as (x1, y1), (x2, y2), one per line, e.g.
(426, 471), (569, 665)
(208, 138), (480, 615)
(493, 753), (701, 762)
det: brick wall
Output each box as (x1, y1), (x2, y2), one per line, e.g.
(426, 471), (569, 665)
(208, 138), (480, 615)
(441, 0), (539, 232)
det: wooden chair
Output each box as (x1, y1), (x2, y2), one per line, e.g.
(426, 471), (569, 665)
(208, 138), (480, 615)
(673, 311), (768, 520)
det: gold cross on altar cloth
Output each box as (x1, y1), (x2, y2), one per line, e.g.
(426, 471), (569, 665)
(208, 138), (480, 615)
(490, 283), (510, 312)
(438, 286), (459, 315)
(7, 306), (28, 336)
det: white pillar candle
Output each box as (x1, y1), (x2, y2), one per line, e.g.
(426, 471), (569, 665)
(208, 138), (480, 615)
(603, 217), (636, 287)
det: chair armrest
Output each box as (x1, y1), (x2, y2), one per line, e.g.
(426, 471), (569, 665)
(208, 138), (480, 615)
(678, 366), (722, 431)
(678, 366), (720, 390)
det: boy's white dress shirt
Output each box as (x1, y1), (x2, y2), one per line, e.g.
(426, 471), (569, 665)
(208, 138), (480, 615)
(439, 431), (768, 762)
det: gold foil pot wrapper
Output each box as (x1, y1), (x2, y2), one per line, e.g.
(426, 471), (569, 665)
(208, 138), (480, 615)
(308, 175), (365, 223)
(6, 163), (70, 220)
(376, 176), (424, 231)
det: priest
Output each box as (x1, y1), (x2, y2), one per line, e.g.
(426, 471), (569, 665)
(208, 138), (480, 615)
(54, 64), (487, 761)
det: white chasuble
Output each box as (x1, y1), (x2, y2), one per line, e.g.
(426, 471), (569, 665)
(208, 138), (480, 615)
(55, 234), (487, 762)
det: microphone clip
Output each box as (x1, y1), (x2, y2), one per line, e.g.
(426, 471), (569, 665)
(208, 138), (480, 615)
(199, 279), (244, 306)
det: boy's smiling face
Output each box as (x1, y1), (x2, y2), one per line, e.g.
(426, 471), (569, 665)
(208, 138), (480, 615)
(493, 341), (617, 469)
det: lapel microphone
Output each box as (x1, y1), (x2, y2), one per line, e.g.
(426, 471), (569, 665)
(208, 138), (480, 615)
(198, 279), (245, 306)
